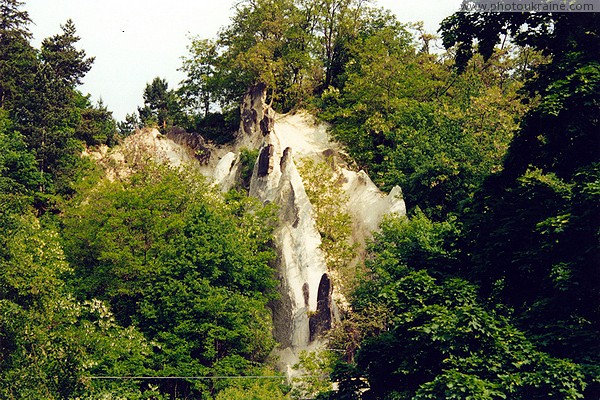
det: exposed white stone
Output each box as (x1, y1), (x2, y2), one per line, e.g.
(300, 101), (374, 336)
(213, 151), (238, 185)
(342, 168), (406, 236)
(104, 97), (407, 377)
(248, 131), (329, 367)
(91, 128), (196, 180)
(274, 111), (333, 157)
(237, 107), (404, 375)
(143, 128), (193, 167)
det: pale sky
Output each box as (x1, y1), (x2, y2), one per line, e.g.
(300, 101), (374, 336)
(26, 0), (461, 121)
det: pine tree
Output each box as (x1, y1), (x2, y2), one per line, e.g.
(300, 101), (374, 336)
(39, 19), (94, 86)
(16, 19), (95, 196)
(0, 0), (37, 110)
(138, 77), (181, 132)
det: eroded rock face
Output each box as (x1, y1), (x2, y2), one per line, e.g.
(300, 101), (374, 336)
(238, 83), (276, 149)
(154, 83), (407, 375)
(167, 127), (211, 164)
(309, 273), (333, 342)
(93, 128), (195, 181)
(241, 83), (266, 136)
(213, 152), (238, 189)
(250, 138), (328, 356)
(342, 169), (406, 248)
(257, 144), (275, 177)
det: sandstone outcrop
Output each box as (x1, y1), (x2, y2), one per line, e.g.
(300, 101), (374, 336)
(102, 85), (406, 375)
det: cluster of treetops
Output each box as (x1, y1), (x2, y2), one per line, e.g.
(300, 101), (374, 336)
(0, 0), (598, 398)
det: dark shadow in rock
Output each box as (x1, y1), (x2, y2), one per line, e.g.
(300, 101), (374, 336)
(309, 273), (333, 342)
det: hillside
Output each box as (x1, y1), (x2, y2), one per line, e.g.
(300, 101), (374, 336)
(96, 86), (406, 376)
(0, 0), (598, 398)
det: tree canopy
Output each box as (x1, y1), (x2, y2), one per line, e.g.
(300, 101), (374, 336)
(0, 0), (597, 398)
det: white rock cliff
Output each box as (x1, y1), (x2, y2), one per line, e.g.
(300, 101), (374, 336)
(106, 84), (406, 374)
(212, 85), (406, 373)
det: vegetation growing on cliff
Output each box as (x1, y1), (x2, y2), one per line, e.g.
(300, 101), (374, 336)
(320, 8), (599, 400)
(0, 0), (597, 398)
(297, 157), (356, 293)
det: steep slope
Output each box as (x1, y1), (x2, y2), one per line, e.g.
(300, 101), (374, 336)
(210, 85), (406, 372)
(99, 85), (405, 374)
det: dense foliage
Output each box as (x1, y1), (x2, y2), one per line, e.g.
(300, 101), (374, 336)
(0, 1), (284, 398)
(62, 164), (280, 398)
(444, 11), (600, 396)
(321, 8), (599, 400)
(0, 0), (121, 203)
(324, 215), (586, 399)
(152, 0), (531, 220)
(1, 0), (597, 398)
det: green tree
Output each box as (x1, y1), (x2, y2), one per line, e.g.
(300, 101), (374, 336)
(14, 19), (95, 197)
(178, 38), (243, 143)
(441, 11), (600, 395)
(75, 95), (118, 147)
(319, 15), (525, 219)
(39, 19), (93, 87)
(138, 77), (182, 132)
(291, 350), (334, 399)
(325, 214), (586, 399)
(316, 0), (365, 90)
(117, 112), (140, 136)
(0, 0), (31, 47)
(0, 213), (151, 399)
(62, 163), (279, 398)
(179, 37), (219, 118)
(0, 0), (38, 112)
(214, 373), (290, 400)
(217, 0), (293, 105)
(0, 109), (40, 197)
(180, 0), (368, 112)
(62, 165), (195, 319)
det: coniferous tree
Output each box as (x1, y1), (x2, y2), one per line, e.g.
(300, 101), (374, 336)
(0, 0), (37, 111)
(138, 77), (182, 132)
(76, 96), (118, 147)
(16, 19), (94, 196)
(39, 19), (93, 86)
